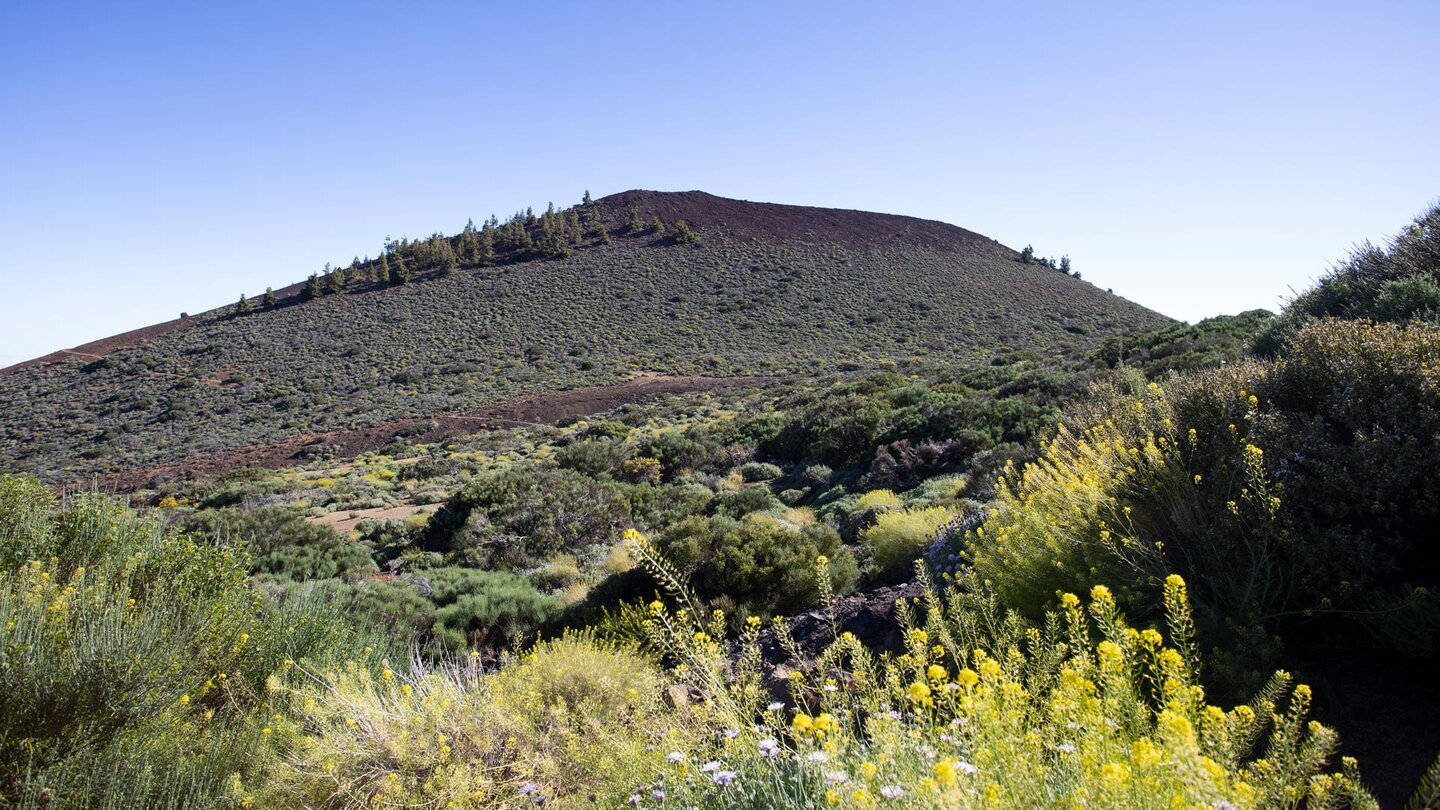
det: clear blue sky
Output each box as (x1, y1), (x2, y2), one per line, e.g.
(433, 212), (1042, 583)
(3, 1), (1437, 366)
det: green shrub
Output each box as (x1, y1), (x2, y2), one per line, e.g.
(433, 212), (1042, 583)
(0, 478), (351, 807)
(653, 514), (858, 619)
(555, 437), (628, 478)
(1374, 276), (1440, 323)
(710, 486), (783, 519)
(274, 577), (437, 642)
(636, 431), (716, 477)
(624, 481), (713, 529)
(427, 466), (630, 569)
(861, 505), (954, 582)
(426, 567), (560, 650)
(738, 461), (783, 482)
(801, 464), (833, 486)
(179, 506), (376, 582)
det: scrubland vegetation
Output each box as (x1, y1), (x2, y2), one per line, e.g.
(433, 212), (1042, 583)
(0, 191), (1164, 482)
(2, 199), (1439, 807)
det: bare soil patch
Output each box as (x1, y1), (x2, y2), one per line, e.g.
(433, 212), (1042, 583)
(309, 503), (440, 536)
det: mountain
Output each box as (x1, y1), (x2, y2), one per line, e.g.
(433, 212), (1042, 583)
(0, 190), (1171, 483)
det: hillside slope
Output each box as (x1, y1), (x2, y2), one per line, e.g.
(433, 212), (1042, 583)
(0, 191), (1170, 481)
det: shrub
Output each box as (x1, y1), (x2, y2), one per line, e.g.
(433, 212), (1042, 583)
(621, 455), (664, 485)
(861, 505), (954, 582)
(555, 437), (628, 478)
(653, 515), (858, 619)
(637, 432), (713, 477)
(0, 479), (355, 807)
(625, 481), (714, 530)
(261, 632), (707, 808)
(1254, 319), (1440, 651)
(427, 466), (631, 569)
(853, 488), (903, 513)
(801, 464), (833, 486)
(623, 533), (1376, 810)
(1374, 275), (1440, 322)
(710, 484), (783, 519)
(738, 461), (783, 482)
(178, 506), (376, 582)
(419, 566), (559, 650)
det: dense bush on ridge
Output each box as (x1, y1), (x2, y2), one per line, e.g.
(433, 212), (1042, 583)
(945, 319), (1440, 691)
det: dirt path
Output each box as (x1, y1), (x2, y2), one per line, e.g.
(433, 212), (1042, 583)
(309, 503), (441, 535)
(86, 373), (769, 492)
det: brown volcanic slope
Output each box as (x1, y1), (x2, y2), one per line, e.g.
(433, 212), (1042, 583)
(600, 190), (997, 251)
(0, 190), (1172, 482)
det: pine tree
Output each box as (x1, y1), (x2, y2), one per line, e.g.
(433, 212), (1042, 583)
(1059, 255), (1072, 274)
(390, 255), (411, 284)
(478, 231), (495, 265)
(651, 216), (666, 235)
(1020, 245), (1035, 264)
(582, 189), (593, 205)
(234, 293), (250, 315)
(597, 223), (611, 245)
(379, 254), (391, 284)
(439, 242), (458, 276)
(458, 230), (478, 264)
(303, 273), (323, 301)
(626, 207), (644, 233)
(513, 221), (533, 253)
(567, 209), (583, 244)
(262, 287), (277, 309)
(672, 219), (698, 244)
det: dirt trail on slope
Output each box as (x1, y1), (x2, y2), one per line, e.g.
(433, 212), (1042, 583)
(85, 374), (768, 492)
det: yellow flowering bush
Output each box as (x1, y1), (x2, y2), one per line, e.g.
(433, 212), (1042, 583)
(261, 631), (709, 808)
(623, 553), (1376, 810)
(0, 475), (341, 808)
(951, 372), (1295, 685)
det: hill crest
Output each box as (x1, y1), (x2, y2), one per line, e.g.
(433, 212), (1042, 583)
(0, 189), (1171, 482)
(595, 190), (1004, 252)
